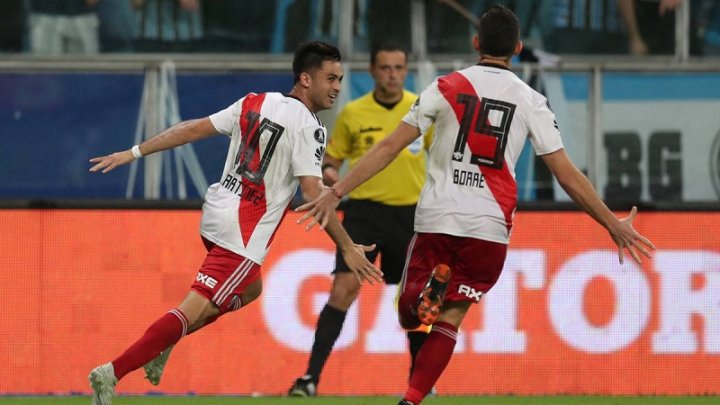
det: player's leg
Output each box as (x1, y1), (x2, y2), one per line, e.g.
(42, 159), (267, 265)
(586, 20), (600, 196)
(143, 270), (262, 386)
(187, 276), (263, 334)
(90, 240), (259, 402)
(143, 243), (261, 386)
(397, 233), (454, 330)
(381, 204), (431, 378)
(399, 236), (507, 405)
(89, 291), (218, 405)
(401, 301), (469, 405)
(288, 271), (363, 397)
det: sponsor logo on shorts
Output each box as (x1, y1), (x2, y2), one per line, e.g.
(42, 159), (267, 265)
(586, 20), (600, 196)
(196, 272), (218, 289)
(458, 284), (483, 302)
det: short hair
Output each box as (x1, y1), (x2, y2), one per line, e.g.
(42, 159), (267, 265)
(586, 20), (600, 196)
(477, 5), (520, 58)
(370, 42), (408, 66)
(292, 41), (342, 84)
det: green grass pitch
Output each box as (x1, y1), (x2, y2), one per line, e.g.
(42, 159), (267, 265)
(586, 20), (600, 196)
(1, 396), (718, 405)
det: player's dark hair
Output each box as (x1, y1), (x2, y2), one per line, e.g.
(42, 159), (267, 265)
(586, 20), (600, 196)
(293, 41), (342, 84)
(370, 42), (408, 66)
(477, 5), (520, 58)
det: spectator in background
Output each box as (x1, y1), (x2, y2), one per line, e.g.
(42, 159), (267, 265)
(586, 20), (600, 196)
(132, 0), (203, 53)
(97, 0), (136, 52)
(0, 0), (24, 52)
(202, 0), (274, 53)
(540, 0), (646, 54)
(701, 0), (720, 55)
(28, 0), (100, 54)
(632, 0), (683, 54)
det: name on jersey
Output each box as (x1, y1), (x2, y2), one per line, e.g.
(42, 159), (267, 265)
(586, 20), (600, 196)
(221, 174), (265, 205)
(453, 169), (485, 189)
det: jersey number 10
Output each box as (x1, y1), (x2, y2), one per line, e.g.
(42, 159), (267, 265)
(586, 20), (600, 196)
(234, 111), (285, 184)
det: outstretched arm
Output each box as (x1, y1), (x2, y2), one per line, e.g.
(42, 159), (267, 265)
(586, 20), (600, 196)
(89, 117), (217, 173)
(297, 122), (421, 229)
(541, 148), (655, 264)
(298, 175), (384, 285)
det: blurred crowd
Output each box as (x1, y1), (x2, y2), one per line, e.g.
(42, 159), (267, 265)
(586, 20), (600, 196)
(0, 0), (719, 56)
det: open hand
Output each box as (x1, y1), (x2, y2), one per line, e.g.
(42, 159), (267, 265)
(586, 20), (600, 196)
(609, 206), (655, 264)
(341, 243), (384, 285)
(295, 186), (341, 231)
(89, 150), (135, 173)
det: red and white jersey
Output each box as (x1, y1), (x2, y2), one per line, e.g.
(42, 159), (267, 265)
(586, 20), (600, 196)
(203, 92), (326, 264)
(403, 63), (563, 244)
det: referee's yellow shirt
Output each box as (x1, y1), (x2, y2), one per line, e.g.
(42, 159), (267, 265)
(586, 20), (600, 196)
(326, 90), (432, 206)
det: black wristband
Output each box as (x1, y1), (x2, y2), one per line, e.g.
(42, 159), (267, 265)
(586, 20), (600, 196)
(321, 163), (336, 172)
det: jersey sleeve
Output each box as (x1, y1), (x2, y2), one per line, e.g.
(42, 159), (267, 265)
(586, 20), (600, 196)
(209, 98), (243, 137)
(292, 125), (326, 178)
(403, 79), (443, 136)
(325, 107), (352, 160)
(527, 95), (564, 155)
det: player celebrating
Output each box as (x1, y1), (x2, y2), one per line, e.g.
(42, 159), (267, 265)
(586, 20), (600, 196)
(296, 6), (655, 405)
(86, 41), (383, 405)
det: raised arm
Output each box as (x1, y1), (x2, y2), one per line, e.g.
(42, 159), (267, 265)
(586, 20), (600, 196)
(298, 175), (384, 285)
(89, 117), (217, 173)
(541, 148), (655, 264)
(296, 122), (421, 229)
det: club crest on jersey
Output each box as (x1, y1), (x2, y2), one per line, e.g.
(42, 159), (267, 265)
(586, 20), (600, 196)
(314, 128), (325, 144)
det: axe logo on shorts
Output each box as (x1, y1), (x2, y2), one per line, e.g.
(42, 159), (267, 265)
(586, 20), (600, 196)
(196, 272), (218, 289)
(458, 284), (483, 302)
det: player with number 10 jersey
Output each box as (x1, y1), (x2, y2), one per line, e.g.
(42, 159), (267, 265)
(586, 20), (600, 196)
(203, 92), (327, 265)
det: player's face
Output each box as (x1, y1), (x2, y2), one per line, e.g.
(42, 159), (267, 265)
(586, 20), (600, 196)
(308, 60), (343, 112)
(370, 50), (408, 100)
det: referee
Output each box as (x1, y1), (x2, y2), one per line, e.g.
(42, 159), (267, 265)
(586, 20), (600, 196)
(289, 43), (433, 397)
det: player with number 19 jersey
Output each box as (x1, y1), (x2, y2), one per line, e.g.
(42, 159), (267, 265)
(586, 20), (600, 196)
(202, 93), (326, 264)
(403, 63), (563, 244)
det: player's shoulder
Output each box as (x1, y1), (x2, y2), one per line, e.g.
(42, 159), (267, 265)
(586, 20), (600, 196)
(274, 93), (325, 128)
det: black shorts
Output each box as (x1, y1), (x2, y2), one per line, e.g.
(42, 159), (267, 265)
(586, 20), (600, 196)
(334, 199), (416, 284)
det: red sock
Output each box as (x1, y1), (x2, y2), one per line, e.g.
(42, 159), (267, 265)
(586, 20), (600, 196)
(111, 309), (188, 381)
(403, 321), (457, 405)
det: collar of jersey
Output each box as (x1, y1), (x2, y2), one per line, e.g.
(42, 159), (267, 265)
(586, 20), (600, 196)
(476, 62), (510, 71)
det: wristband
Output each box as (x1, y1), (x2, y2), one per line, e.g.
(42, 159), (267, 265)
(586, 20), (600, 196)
(330, 186), (343, 199)
(321, 163), (335, 172)
(131, 145), (143, 159)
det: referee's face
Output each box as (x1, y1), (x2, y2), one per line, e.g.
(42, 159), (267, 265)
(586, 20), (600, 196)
(308, 60), (344, 112)
(371, 50), (408, 100)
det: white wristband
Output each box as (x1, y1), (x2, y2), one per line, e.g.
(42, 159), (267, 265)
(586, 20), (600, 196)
(131, 145), (143, 159)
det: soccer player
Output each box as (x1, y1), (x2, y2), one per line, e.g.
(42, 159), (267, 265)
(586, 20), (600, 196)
(296, 6), (656, 405)
(86, 41), (383, 405)
(288, 43), (433, 397)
